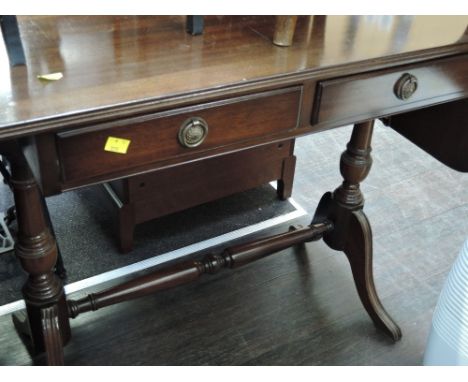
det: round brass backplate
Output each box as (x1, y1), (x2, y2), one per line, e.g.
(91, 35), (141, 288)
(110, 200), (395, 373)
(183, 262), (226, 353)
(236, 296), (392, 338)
(394, 73), (418, 101)
(178, 117), (209, 148)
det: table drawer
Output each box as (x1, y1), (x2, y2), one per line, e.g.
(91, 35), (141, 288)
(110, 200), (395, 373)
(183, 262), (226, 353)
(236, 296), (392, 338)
(56, 87), (302, 184)
(312, 54), (468, 127)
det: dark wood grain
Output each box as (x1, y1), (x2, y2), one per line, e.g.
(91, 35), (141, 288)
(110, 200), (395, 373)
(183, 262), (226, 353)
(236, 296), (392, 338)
(0, 142), (70, 362)
(277, 153), (297, 200)
(343, 210), (402, 341)
(0, 15), (467, 365)
(22, 134), (61, 196)
(64, 122), (397, 344)
(110, 141), (296, 253)
(313, 54), (468, 128)
(123, 142), (293, 203)
(117, 204), (135, 255)
(2, 16), (467, 196)
(1, 122), (464, 366)
(1, 16), (467, 139)
(40, 305), (64, 366)
(56, 87), (301, 185)
(388, 98), (468, 172)
(312, 121), (401, 340)
(67, 221), (333, 318)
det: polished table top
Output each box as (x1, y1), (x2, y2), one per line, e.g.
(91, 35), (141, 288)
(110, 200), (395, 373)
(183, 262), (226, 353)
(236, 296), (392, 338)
(1, 16), (468, 139)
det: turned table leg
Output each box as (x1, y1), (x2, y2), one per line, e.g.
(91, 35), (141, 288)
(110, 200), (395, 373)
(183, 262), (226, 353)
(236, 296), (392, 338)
(6, 144), (71, 365)
(313, 120), (402, 340)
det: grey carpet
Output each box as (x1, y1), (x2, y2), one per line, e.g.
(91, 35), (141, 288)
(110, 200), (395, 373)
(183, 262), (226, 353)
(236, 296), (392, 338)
(0, 182), (297, 306)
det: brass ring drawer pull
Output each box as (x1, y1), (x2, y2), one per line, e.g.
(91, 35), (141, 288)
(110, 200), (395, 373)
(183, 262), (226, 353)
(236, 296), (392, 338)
(394, 73), (418, 100)
(178, 117), (209, 148)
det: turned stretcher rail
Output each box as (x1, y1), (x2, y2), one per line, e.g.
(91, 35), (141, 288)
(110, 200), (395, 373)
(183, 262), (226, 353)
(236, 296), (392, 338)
(68, 221), (333, 318)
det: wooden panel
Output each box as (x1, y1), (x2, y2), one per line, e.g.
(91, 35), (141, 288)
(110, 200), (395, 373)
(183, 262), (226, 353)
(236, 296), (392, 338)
(312, 54), (468, 127)
(109, 140), (296, 253)
(388, 98), (468, 172)
(56, 87), (302, 184)
(126, 141), (294, 223)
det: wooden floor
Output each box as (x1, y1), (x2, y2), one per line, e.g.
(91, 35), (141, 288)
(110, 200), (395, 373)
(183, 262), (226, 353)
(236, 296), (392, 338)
(0, 120), (467, 365)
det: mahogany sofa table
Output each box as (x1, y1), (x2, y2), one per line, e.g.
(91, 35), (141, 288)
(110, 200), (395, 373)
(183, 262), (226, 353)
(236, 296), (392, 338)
(0, 16), (467, 365)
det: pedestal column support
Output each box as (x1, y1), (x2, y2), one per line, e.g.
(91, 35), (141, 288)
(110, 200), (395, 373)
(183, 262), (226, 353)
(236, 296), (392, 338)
(313, 121), (402, 341)
(2, 141), (70, 365)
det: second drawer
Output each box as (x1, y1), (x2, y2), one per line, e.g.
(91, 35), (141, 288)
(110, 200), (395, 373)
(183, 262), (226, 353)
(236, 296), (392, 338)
(312, 54), (468, 127)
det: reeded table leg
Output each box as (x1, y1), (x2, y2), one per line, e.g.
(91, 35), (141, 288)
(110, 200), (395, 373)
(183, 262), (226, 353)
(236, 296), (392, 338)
(5, 144), (71, 365)
(40, 305), (65, 365)
(314, 120), (402, 341)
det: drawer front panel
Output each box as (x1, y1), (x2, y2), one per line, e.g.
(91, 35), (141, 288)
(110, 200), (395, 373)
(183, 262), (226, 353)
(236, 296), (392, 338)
(57, 87), (302, 183)
(312, 54), (468, 127)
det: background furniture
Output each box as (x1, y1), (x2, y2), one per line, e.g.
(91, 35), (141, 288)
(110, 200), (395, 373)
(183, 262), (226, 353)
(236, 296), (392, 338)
(107, 140), (296, 253)
(186, 15), (204, 35)
(0, 16), (26, 66)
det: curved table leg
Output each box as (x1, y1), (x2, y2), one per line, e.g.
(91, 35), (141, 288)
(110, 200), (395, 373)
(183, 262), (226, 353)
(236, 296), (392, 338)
(344, 210), (401, 341)
(316, 120), (401, 340)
